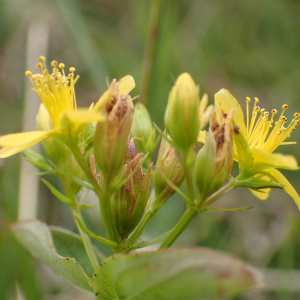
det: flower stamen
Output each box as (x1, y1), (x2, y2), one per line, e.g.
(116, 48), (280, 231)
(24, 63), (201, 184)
(245, 99), (299, 153)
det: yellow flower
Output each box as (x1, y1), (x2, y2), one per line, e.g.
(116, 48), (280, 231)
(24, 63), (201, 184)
(0, 56), (134, 158)
(199, 89), (300, 208)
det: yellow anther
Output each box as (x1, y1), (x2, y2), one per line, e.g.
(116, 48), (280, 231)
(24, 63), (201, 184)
(260, 108), (265, 114)
(42, 69), (48, 76)
(36, 63), (43, 69)
(51, 60), (58, 67)
(294, 112), (300, 118)
(264, 111), (269, 117)
(32, 74), (37, 79)
(254, 97), (259, 103)
(282, 104), (288, 110)
(39, 56), (46, 63)
(295, 120), (300, 126)
(254, 106), (260, 112)
(25, 70), (32, 76)
(69, 67), (75, 72)
(245, 97), (251, 102)
(68, 73), (74, 79)
(292, 127), (296, 131)
(272, 109), (278, 114)
(58, 63), (65, 69)
(51, 73), (56, 79)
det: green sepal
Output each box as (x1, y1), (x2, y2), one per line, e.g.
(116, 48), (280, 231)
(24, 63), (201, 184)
(235, 176), (283, 190)
(80, 202), (99, 210)
(233, 126), (253, 176)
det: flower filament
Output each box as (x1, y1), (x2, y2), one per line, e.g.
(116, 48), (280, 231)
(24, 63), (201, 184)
(25, 56), (79, 127)
(245, 98), (300, 152)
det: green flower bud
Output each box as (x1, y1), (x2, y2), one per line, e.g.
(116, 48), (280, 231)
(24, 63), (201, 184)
(131, 103), (159, 163)
(194, 108), (235, 200)
(111, 141), (152, 239)
(153, 135), (185, 199)
(164, 73), (200, 156)
(94, 79), (134, 183)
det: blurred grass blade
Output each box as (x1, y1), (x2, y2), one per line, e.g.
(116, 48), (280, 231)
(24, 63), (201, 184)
(56, 0), (108, 91)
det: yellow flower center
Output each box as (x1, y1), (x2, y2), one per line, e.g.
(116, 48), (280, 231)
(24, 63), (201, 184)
(245, 97), (300, 152)
(25, 56), (78, 127)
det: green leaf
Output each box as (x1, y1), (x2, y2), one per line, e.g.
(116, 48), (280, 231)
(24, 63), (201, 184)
(10, 220), (94, 294)
(42, 179), (75, 207)
(93, 248), (262, 300)
(50, 226), (106, 276)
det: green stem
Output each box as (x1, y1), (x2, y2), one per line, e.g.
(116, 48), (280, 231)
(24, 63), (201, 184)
(72, 210), (99, 270)
(67, 141), (101, 195)
(126, 206), (156, 249)
(185, 169), (194, 203)
(198, 178), (238, 209)
(140, 0), (162, 105)
(159, 177), (239, 249)
(75, 212), (120, 251)
(126, 188), (171, 249)
(59, 173), (99, 271)
(99, 188), (120, 247)
(159, 208), (198, 249)
(68, 141), (120, 248)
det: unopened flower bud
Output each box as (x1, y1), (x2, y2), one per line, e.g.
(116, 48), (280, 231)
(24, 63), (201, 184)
(194, 108), (235, 200)
(131, 103), (158, 163)
(94, 78), (134, 183)
(111, 141), (152, 239)
(164, 73), (200, 156)
(153, 136), (185, 199)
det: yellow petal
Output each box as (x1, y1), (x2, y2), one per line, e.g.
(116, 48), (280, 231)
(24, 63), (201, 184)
(214, 89), (248, 140)
(94, 90), (111, 113)
(197, 130), (207, 144)
(249, 187), (271, 200)
(0, 130), (51, 148)
(60, 109), (106, 137)
(0, 130), (56, 158)
(269, 169), (300, 210)
(119, 75), (135, 96)
(252, 148), (299, 170)
(62, 109), (105, 126)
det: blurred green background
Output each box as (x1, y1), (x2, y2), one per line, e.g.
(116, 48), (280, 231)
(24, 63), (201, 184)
(1, 0), (300, 299)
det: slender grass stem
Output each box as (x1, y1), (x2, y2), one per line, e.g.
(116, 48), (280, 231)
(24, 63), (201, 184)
(140, 0), (162, 105)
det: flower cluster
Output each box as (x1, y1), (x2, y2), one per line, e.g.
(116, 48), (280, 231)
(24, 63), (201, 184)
(1, 57), (299, 256)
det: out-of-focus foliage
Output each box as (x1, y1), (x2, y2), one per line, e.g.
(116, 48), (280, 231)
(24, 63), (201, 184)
(1, 0), (300, 299)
